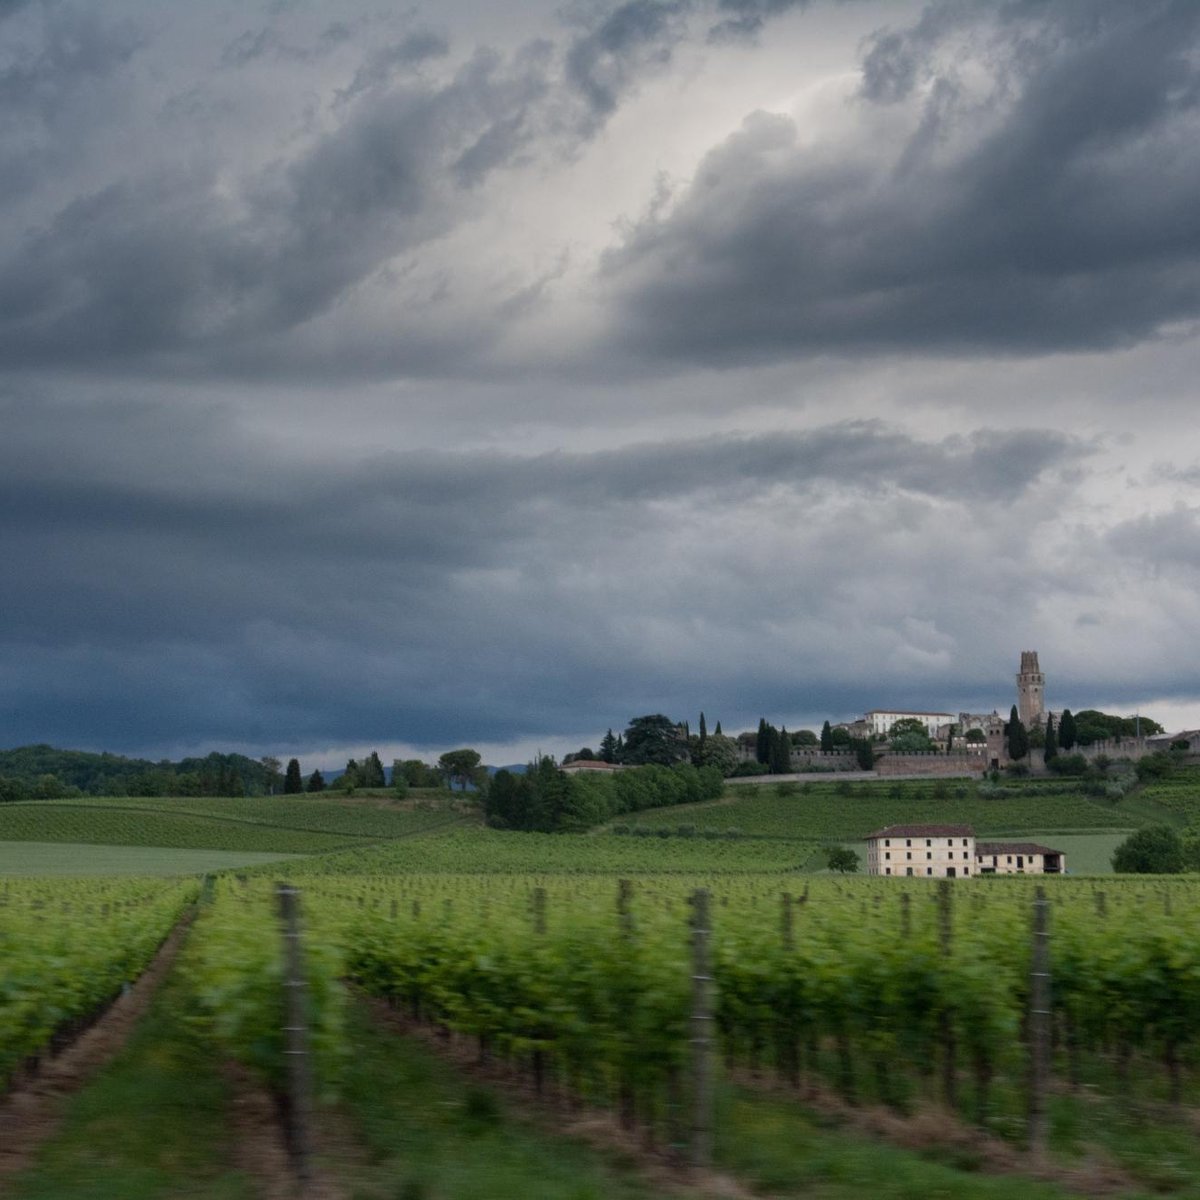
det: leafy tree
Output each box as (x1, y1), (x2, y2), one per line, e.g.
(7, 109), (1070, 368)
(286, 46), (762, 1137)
(283, 758), (303, 794)
(438, 748), (484, 791)
(391, 761), (409, 798)
(398, 759), (440, 788)
(338, 760), (360, 793)
(306, 769), (325, 793)
(793, 729), (818, 748)
(260, 756), (283, 795)
(358, 751), (386, 788)
(820, 720), (833, 752)
(1006, 706), (1029, 761)
(622, 715), (689, 766)
(964, 728), (986, 744)
(827, 846), (860, 874)
(1043, 714), (1058, 763)
(698, 733), (740, 776)
(1112, 826), (1185, 874)
(829, 726), (852, 748)
(599, 729), (618, 763)
(770, 725), (792, 774)
(1058, 709), (1077, 750)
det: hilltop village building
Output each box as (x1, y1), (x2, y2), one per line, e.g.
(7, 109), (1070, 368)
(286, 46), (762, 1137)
(866, 825), (1066, 877)
(862, 709), (954, 738)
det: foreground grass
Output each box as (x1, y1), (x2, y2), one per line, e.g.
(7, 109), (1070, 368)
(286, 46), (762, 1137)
(6, 978), (253, 1200)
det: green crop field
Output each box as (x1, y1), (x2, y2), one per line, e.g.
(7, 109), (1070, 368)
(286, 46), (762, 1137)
(0, 804), (364, 853)
(288, 826), (819, 875)
(618, 784), (1139, 840)
(0, 840), (304, 876)
(0, 796), (470, 855)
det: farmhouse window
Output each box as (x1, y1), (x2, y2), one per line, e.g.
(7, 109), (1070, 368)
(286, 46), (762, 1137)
(962, 839), (968, 846)
(926, 868), (932, 875)
(885, 839), (890, 847)
(926, 852), (931, 860)
(1017, 856), (1024, 868)
(906, 868), (913, 876)
(1007, 856), (1012, 864)
(926, 839), (931, 846)
(885, 868), (891, 875)
(906, 839), (912, 847)
(885, 852), (890, 861)
(906, 852), (912, 860)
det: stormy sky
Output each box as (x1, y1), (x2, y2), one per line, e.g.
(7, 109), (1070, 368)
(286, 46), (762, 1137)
(4, 0), (1200, 766)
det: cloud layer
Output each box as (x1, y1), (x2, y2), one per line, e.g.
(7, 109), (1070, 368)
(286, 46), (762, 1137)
(2, 0), (1199, 760)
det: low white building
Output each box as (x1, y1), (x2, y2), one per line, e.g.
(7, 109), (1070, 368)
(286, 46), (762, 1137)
(975, 841), (1065, 875)
(864, 710), (955, 738)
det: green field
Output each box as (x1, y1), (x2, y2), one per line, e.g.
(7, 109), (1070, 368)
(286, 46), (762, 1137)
(619, 782), (1142, 840)
(290, 825), (818, 874)
(0, 840), (304, 876)
(0, 796), (470, 854)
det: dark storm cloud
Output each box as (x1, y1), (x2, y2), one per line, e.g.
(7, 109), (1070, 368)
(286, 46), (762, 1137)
(707, 0), (811, 43)
(1107, 508), (1200, 572)
(0, 41), (551, 368)
(605, 0), (1200, 363)
(564, 0), (692, 124)
(0, 408), (1088, 752)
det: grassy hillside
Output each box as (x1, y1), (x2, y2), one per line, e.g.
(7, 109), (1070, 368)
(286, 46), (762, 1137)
(617, 778), (1149, 841)
(0, 795), (470, 853)
(0, 840), (304, 876)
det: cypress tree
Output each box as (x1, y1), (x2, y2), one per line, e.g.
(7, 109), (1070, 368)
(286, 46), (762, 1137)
(1043, 713), (1059, 762)
(1059, 709), (1077, 751)
(771, 725), (792, 774)
(1007, 705), (1029, 761)
(714, 721), (722, 736)
(820, 720), (833, 752)
(600, 729), (618, 763)
(756, 718), (771, 764)
(699, 712), (708, 746)
(307, 769), (325, 793)
(283, 758), (303, 794)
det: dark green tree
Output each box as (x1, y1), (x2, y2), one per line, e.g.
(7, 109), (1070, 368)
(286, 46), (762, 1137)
(306, 769), (325, 793)
(361, 751), (386, 788)
(820, 720), (833, 752)
(260, 756), (282, 796)
(826, 846), (860, 874)
(1043, 713), (1059, 763)
(622, 715), (689, 766)
(1007, 705), (1029, 760)
(283, 758), (303, 794)
(770, 725), (792, 774)
(756, 718), (772, 765)
(1112, 826), (1185, 874)
(852, 738), (875, 770)
(714, 721), (722, 736)
(391, 760), (409, 798)
(599, 729), (618, 764)
(438, 748), (484, 790)
(1058, 709), (1077, 750)
(340, 759), (361, 791)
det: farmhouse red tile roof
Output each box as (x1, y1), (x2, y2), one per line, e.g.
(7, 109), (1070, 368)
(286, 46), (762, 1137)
(975, 842), (1063, 857)
(866, 824), (975, 839)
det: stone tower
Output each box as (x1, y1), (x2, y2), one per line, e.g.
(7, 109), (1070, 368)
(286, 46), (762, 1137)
(1016, 650), (1045, 728)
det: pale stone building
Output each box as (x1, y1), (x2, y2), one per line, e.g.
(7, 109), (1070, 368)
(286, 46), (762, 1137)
(866, 824), (976, 877)
(867, 825), (1066, 877)
(863, 709), (955, 738)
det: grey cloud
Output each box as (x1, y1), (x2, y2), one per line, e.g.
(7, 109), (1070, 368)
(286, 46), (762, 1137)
(1107, 507), (1200, 571)
(564, 0), (692, 123)
(707, 0), (811, 43)
(604, 0), (1200, 364)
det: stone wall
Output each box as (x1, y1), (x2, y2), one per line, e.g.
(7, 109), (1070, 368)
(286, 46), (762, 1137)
(875, 751), (987, 777)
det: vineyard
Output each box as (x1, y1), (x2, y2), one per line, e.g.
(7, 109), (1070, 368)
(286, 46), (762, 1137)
(0, 875), (198, 1086)
(176, 873), (1200, 1144)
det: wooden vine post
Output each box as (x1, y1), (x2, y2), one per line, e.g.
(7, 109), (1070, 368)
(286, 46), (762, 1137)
(276, 883), (313, 1192)
(1028, 886), (1052, 1158)
(689, 888), (714, 1170)
(937, 879), (957, 1110)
